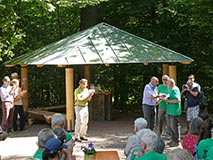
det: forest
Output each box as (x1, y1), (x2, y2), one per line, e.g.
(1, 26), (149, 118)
(0, 0), (212, 111)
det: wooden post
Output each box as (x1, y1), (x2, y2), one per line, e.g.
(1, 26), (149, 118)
(162, 64), (169, 75)
(21, 65), (28, 111)
(84, 65), (90, 86)
(169, 65), (177, 83)
(65, 68), (74, 131)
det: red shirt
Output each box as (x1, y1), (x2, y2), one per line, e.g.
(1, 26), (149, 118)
(182, 134), (199, 155)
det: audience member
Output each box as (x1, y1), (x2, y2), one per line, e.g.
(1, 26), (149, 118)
(53, 128), (66, 143)
(167, 148), (193, 160)
(165, 78), (181, 147)
(51, 113), (72, 142)
(0, 76), (16, 132)
(134, 129), (167, 160)
(157, 75), (171, 138)
(142, 76), (160, 130)
(181, 79), (199, 134)
(0, 126), (7, 141)
(33, 128), (57, 160)
(153, 136), (165, 154)
(195, 125), (213, 160)
(197, 118), (213, 144)
(181, 117), (203, 155)
(42, 138), (68, 160)
(74, 78), (94, 142)
(124, 117), (147, 160)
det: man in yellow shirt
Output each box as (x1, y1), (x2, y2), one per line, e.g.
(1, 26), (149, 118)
(74, 78), (94, 142)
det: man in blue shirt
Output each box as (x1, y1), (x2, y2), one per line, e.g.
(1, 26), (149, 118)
(142, 77), (160, 130)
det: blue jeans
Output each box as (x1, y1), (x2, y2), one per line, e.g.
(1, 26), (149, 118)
(168, 115), (180, 143)
(142, 104), (155, 130)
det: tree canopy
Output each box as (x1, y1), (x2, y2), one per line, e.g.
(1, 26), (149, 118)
(0, 0), (212, 110)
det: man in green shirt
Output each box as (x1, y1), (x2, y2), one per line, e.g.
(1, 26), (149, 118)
(165, 78), (181, 147)
(74, 78), (94, 142)
(157, 75), (171, 138)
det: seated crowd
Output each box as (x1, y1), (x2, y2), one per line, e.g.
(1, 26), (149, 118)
(124, 114), (213, 160)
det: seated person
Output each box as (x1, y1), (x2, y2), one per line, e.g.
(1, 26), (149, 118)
(153, 136), (165, 154)
(130, 129), (167, 160)
(124, 117), (147, 160)
(182, 117), (203, 155)
(33, 128), (57, 160)
(51, 113), (72, 142)
(53, 127), (76, 160)
(166, 148), (193, 160)
(196, 125), (213, 160)
(42, 138), (68, 160)
(0, 126), (7, 141)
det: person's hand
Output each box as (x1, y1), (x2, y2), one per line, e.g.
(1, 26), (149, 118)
(63, 139), (75, 155)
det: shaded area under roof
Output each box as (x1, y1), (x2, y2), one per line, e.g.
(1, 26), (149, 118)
(5, 22), (193, 65)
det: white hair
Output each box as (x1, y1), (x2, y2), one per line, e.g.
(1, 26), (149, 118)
(139, 129), (158, 151)
(134, 117), (147, 130)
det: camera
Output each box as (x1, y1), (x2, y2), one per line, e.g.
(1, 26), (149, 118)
(182, 84), (188, 89)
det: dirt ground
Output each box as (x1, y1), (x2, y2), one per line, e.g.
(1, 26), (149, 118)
(0, 111), (189, 160)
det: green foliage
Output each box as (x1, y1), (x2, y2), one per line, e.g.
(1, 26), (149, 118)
(0, 0), (25, 61)
(0, 0), (212, 111)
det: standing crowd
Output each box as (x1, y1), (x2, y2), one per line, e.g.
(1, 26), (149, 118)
(125, 74), (213, 160)
(0, 73), (27, 139)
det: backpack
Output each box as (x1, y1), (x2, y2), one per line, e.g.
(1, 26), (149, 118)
(198, 91), (207, 110)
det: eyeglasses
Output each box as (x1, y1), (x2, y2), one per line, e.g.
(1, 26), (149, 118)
(162, 79), (167, 81)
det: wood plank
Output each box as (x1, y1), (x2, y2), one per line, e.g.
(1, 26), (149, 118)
(95, 150), (120, 160)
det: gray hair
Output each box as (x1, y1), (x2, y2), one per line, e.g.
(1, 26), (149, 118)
(51, 113), (65, 126)
(37, 128), (56, 147)
(134, 117), (147, 130)
(153, 136), (165, 154)
(190, 117), (203, 135)
(137, 129), (158, 151)
(167, 148), (193, 160)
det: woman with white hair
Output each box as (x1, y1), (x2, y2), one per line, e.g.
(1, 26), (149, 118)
(130, 129), (166, 160)
(124, 117), (147, 160)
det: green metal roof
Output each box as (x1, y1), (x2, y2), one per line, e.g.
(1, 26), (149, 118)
(5, 22), (193, 65)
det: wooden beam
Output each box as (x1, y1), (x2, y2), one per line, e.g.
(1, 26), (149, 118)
(65, 68), (74, 131)
(21, 66), (29, 112)
(169, 65), (177, 83)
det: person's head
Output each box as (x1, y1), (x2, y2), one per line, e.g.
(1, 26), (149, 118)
(42, 138), (67, 160)
(190, 117), (203, 135)
(150, 76), (159, 87)
(51, 113), (65, 128)
(153, 136), (165, 154)
(138, 129), (158, 154)
(198, 118), (213, 143)
(79, 78), (88, 89)
(53, 128), (66, 143)
(167, 148), (193, 160)
(134, 117), (147, 133)
(186, 79), (193, 89)
(2, 76), (10, 86)
(162, 75), (169, 86)
(37, 128), (57, 149)
(167, 78), (175, 89)
(188, 74), (195, 82)
(11, 72), (19, 80)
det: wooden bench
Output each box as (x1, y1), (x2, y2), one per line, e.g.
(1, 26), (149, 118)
(26, 105), (66, 125)
(27, 109), (56, 125)
(95, 150), (120, 160)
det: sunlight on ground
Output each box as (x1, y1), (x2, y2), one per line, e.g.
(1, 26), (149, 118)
(0, 136), (37, 159)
